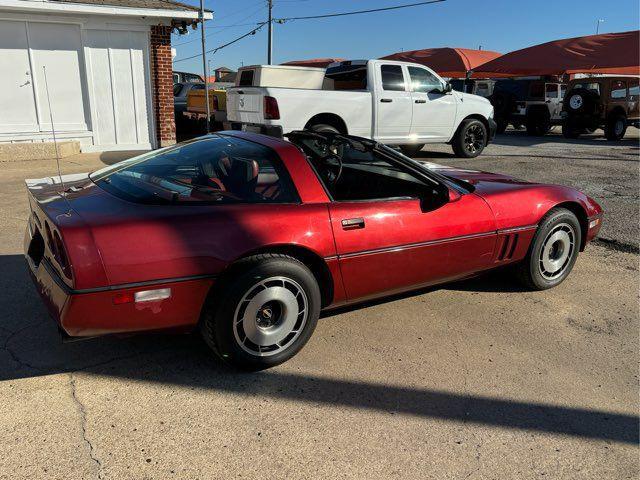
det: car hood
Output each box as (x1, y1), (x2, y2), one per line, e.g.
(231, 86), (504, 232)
(417, 161), (602, 229)
(417, 161), (532, 192)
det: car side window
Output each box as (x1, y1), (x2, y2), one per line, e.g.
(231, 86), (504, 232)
(611, 81), (627, 99)
(407, 66), (442, 93)
(560, 85), (567, 99)
(529, 83), (544, 98)
(91, 137), (299, 205)
(629, 81), (639, 99)
(380, 65), (406, 91)
(294, 137), (435, 202)
(545, 84), (558, 98)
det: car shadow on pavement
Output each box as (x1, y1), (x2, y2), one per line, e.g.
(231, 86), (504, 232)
(491, 131), (640, 148)
(1, 253), (637, 445)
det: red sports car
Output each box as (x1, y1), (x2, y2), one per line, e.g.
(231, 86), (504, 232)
(25, 131), (603, 369)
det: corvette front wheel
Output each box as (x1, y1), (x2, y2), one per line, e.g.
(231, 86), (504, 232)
(201, 254), (320, 370)
(515, 208), (582, 290)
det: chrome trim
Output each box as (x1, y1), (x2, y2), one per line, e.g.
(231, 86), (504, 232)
(497, 224), (538, 234)
(338, 230), (497, 260)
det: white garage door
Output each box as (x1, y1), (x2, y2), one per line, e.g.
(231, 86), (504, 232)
(85, 29), (152, 150)
(0, 20), (87, 134)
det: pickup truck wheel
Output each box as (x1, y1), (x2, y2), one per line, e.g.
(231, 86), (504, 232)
(200, 254), (321, 370)
(309, 123), (340, 134)
(452, 119), (487, 158)
(515, 208), (581, 290)
(605, 114), (627, 140)
(399, 144), (425, 157)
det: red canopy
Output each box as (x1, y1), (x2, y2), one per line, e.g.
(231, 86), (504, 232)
(379, 48), (502, 78)
(281, 58), (345, 68)
(474, 30), (640, 77)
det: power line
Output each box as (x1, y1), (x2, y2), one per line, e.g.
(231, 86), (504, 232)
(173, 22), (267, 64)
(173, 4), (266, 47)
(273, 0), (445, 22)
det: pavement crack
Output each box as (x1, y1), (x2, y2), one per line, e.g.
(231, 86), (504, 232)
(69, 373), (104, 480)
(2, 324), (43, 371)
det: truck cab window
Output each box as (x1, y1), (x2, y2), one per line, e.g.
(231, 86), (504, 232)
(408, 66), (442, 93)
(380, 65), (406, 92)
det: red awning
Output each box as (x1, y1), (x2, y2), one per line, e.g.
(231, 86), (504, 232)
(281, 58), (345, 68)
(379, 48), (502, 78)
(474, 30), (640, 77)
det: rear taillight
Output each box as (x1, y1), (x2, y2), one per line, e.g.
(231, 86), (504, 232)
(53, 231), (72, 279)
(264, 96), (280, 120)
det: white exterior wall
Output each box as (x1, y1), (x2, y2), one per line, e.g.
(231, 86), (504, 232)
(0, 10), (158, 151)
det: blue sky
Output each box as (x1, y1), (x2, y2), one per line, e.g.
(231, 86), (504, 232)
(171, 0), (640, 75)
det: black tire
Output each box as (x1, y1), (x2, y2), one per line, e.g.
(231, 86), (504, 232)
(452, 119), (488, 158)
(526, 109), (551, 136)
(515, 208), (582, 290)
(200, 254), (321, 370)
(562, 121), (580, 139)
(564, 88), (599, 115)
(399, 144), (425, 157)
(309, 123), (340, 134)
(605, 114), (627, 141)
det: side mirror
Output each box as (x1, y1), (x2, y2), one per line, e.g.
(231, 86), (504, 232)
(443, 82), (453, 94)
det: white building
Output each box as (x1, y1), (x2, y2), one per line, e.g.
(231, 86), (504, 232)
(0, 0), (210, 152)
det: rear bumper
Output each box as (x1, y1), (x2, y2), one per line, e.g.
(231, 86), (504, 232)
(25, 225), (215, 338)
(225, 122), (283, 138)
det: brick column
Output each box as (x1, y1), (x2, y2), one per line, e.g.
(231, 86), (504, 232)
(150, 25), (176, 147)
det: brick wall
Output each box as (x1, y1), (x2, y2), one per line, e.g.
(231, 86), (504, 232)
(150, 25), (176, 147)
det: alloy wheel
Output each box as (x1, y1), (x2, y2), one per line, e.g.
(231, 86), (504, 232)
(464, 124), (486, 154)
(538, 223), (575, 280)
(233, 276), (308, 357)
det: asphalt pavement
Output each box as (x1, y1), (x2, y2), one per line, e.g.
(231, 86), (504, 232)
(0, 129), (637, 479)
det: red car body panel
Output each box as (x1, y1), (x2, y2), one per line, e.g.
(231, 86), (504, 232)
(24, 132), (603, 338)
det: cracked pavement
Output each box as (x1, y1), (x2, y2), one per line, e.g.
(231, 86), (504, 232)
(0, 130), (638, 479)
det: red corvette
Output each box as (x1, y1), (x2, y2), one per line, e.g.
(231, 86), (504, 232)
(25, 130), (603, 369)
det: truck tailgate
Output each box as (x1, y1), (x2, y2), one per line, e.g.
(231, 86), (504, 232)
(226, 87), (265, 123)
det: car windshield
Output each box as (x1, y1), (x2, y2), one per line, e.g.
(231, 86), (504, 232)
(90, 135), (298, 205)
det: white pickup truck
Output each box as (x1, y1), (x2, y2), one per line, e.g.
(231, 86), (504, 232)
(226, 59), (497, 158)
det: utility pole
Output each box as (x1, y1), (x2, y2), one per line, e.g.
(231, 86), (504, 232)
(596, 18), (604, 34)
(267, 0), (273, 64)
(200, 0), (211, 133)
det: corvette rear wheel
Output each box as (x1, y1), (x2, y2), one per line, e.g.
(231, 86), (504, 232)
(200, 254), (320, 370)
(515, 208), (582, 290)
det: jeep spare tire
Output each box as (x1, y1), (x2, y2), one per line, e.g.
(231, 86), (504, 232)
(565, 88), (598, 114)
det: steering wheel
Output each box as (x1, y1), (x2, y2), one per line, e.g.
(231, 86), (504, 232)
(320, 154), (343, 185)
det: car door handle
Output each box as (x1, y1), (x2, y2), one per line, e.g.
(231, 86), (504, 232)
(341, 218), (365, 229)
(380, 98), (393, 103)
(414, 99), (427, 104)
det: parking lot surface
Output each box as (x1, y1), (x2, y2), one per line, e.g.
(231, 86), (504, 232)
(0, 130), (638, 479)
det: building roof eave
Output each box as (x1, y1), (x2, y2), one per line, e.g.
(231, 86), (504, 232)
(0, 0), (213, 20)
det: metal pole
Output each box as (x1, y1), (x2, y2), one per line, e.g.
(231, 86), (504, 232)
(267, 0), (273, 64)
(200, 0), (211, 133)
